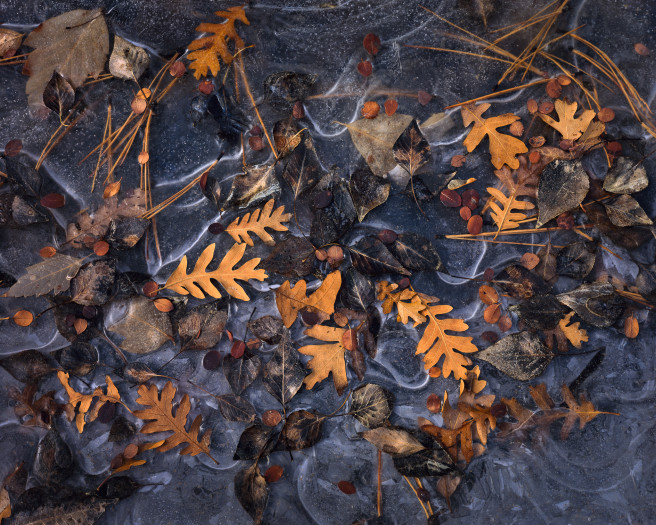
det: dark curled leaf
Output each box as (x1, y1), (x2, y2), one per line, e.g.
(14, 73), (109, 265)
(392, 431), (456, 477)
(278, 410), (324, 450)
(261, 236), (315, 278)
(536, 159), (589, 227)
(340, 268), (375, 311)
(283, 133), (322, 197)
(71, 259), (116, 306)
(43, 71), (75, 117)
(349, 348), (366, 380)
(52, 342), (98, 376)
(109, 416), (136, 442)
(234, 424), (279, 460)
(0, 193), (46, 227)
(495, 264), (551, 299)
(105, 217), (150, 250)
(585, 202), (652, 250)
(349, 236), (410, 276)
(603, 194), (653, 227)
(263, 332), (305, 406)
(3, 154), (42, 197)
(248, 315), (286, 344)
(349, 166), (390, 222)
(555, 242), (596, 279)
(33, 429), (74, 484)
(224, 355), (261, 396)
(264, 71), (317, 110)
(176, 299), (228, 350)
(602, 157), (648, 194)
(224, 163), (280, 210)
(556, 282), (624, 328)
(97, 475), (141, 500)
(393, 119), (431, 177)
(234, 464), (268, 525)
(11, 495), (115, 525)
(217, 394), (256, 423)
(388, 233), (445, 272)
(0, 350), (53, 383)
(349, 383), (394, 428)
(509, 295), (567, 330)
(309, 173), (356, 246)
(476, 331), (553, 381)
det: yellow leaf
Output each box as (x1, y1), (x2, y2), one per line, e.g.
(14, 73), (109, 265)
(276, 271), (341, 328)
(133, 381), (216, 461)
(538, 100), (596, 141)
(558, 312), (588, 348)
(57, 371), (120, 433)
(298, 325), (349, 395)
(187, 7), (250, 79)
(225, 199), (291, 246)
(461, 103), (527, 170)
(164, 242), (266, 301)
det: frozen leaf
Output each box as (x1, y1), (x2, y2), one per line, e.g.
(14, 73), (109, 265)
(264, 71), (317, 110)
(263, 332), (305, 406)
(224, 355), (261, 396)
(8, 253), (85, 298)
(187, 7), (249, 79)
(349, 166), (390, 222)
(234, 464), (268, 525)
(279, 410), (324, 450)
(10, 495), (112, 524)
(10, 384), (61, 429)
(361, 427), (425, 456)
(109, 35), (149, 80)
(43, 72), (75, 118)
(53, 341), (98, 376)
(538, 100), (596, 140)
(388, 233), (445, 272)
(262, 236), (315, 278)
(273, 117), (303, 157)
(71, 259), (116, 306)
(224, 164), (280, 210)
(309, 173), (356, 246)
(460, 0), (494, 26)
(248, 316), (286, 344)
(558, 312), (588, 349)
(487, 162), (536, 235)
(134, 381), (215, 460)
(340, 269), (375, 311)
(0, 193), (46, 228)
(282, 135), (323, 197)
(536, 160), (589, 227)
(23, 9), (109, 106)
(234, 424), (278, 460)
(349, 383), (394, 428)
(496, 263), (551, 299)
(393, 119), (431, 211)
(216, 394), (256, 424)
(476, 331), (553, 381)
(57, 371), (120, 432)
(560, 385), (617, 439)
(603, 194), (652, 227)
(556, 282), (624, 328)
(106, 296), (173, 354)
(226, 199), (291, 246)
(603, 157), (648, 194)
(509, 295), (567, 330)
(349, 236), (410, 276)
(555, 242), (596, 279)
(165, 243), (267, 301)
(343, 113), (414, 177)
(0, 28), (22, 57)
(461, 103), (528, 170)
(298, 325), (350, 395)
(275, 270), (341, 328)
(624, 315), (639, 339)
(0, 350), (53, 383)
(392, 434), (456, 476)
(177, 300), (228, 350)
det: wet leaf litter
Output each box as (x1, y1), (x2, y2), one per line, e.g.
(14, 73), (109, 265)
(2, 1), (655, 524)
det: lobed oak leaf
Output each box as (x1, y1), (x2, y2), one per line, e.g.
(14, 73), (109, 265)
(558, 311), (588, 349)
(164, 242), (266, 301)
(225, 199), (291, 246)
(187, 7), (250, 79)
(559, 384), (618, 439)
(461, 103), (527, 170)
(275, 270), (341, 328)
(298, 325), (349, 395)
(57, 371), (120, 433)
(538, 100), (596, 141)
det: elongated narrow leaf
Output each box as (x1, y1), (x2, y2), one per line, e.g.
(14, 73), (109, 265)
(8, 253), (85, 297)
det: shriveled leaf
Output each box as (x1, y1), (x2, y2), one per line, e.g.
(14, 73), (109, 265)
(556, 282), (624, 328)
(279, 410), (324, 450)
(10, 496), (113, 525)
(392, 436), (456, 477)
(393, 119), (430, 176)
(71, 259), (116, 306)
(8, 253), (85, 297)
(349, 166), (390, 222)
(23, 9), (109, 106)
(0, 28), (22, 57)
(57, 371), (120, 432)
(106, 296), (173, 354)
(216, 394), (256, 423)
(536, 160), (589, 227)
(558, 312), (588, 349)
(538, 100), (596, 141)
(165, 243), (267, 301)
(298, 325), (349, 395)
(603, 194), (652, 227)
(109, 35), (149, 80)
(263, 71), (317, 109)
(275, 270), (341, 328)
(133, 381), (214, 459)
(495, 264), (551, 299)
(248, 316), (286, 344)
(177, 300), (228, 350)
(476, 331), (553, 381)
(262, 236), (315, 278)
(43, 72), (75, 118)
(349, 383), (394, 428)
(555, 242), (596, 279)
(603, 157), (648, 194)
(263, 332), (305, 406)
(234, 463), (268, 525)
(360, 427), (425, 456)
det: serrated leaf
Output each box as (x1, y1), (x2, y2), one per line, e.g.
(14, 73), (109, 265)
(225, 199), (291, 246)
(476, 331), (552, 381)
(164, 243), (267, 301)
(349, 383), (394, 428)
(8, 253), (85, 297)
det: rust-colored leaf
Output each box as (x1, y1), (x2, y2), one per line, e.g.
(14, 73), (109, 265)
(478, 285), (498, 305)
(103, 181), (121, 199)
(298, 324), (349, 395)
(40, 193), (66, 208)
(93, 240), (110, 256)
(275, 270), (341, 328)
(225, 199), (291, 246)
(624, 315), (639, 339)
(264, 465), (284, 483)
(39, 246), (56, 258)
(153, 298), (174, 313)
(73, 318), (87, 335)
(337, 480), (357, 494)
(384, 98), (398, 116)
(13, 310), (34, 327)
(57, 371), (120, 432)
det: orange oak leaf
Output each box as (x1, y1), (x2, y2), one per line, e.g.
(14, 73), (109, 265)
(298, 325), (349, 395)
(57, 371), (120, 433)
(461, 103), (528, 170)
(275, 270), (341, 328)
(225, 199), (291, 246)
(538, 100), (596, 141)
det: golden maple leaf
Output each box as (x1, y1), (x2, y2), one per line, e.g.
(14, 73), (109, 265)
(164, 242), (266, 301)
(187, 6), (250, 79)
(538, 100), (596, 141)
(461, 103), (528, 170)
(57, 371), (120, 433)
(275, 270), (341, 328)
(133, 381), (216, 461)
(298, 325), (349, 395)
(225, 199), (291, 246)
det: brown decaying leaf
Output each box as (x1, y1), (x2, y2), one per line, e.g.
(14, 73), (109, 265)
(10, 383), (61, 428)
(133, 381), (215, 461)
(361, 427), (425, 456)
(225, 199), (291, 246)
(165, 243), (267, 301)
(8, 253), (85, 298)
(298, 325), (350, 395)
(275, 270), (341, 328)
(23, 9), (109, 105)
(187, 7), (250, 79)
(0, 28), (22, 57)
(57, 371), (120, 433)
(538, 100), (596, 141)
(461, 103), (528, 170)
